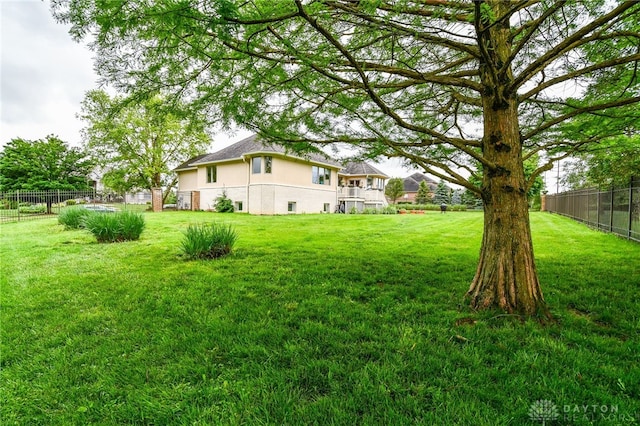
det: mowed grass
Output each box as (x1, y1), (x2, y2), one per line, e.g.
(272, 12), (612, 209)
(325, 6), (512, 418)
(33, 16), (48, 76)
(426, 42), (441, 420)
(1, 212), (638, 425)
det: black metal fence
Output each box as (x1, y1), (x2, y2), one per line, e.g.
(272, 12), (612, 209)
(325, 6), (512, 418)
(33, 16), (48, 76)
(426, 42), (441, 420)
(545, 177), (640, 242)
(0, 190), (149, 223)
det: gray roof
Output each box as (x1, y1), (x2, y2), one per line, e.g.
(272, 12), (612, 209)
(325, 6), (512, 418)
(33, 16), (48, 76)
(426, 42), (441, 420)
(174, 153), (210, 171)
(176, 134), (341, 170)
(339, 161), (388, 177)
(404, 172), (438, 192)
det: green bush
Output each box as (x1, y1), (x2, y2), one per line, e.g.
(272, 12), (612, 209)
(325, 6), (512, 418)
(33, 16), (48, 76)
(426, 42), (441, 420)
(83, 211), (145, 243)
(381, 205), (398, 214)
(396, 203), (467, 211)
(58, 207), (92, 229)
(65, 199), (77, 206)
(0, 199), (18, 210)
(214, 191), (234, 213)
(181, 222), (238, 259)
(18, 204), (46, 214)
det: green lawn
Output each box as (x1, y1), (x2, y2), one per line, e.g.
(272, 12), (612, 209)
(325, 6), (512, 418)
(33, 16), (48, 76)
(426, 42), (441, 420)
(1, 212), (639, 425)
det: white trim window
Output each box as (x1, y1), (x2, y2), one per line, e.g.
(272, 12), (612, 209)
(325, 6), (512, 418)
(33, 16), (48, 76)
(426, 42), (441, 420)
(206, 165), (217, 183)
(312, 166), (331, 185)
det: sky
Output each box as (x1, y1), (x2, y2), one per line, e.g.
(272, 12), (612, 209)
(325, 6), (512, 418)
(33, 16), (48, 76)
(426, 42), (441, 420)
(0, 0), (96, 146)
(0, 0), (422, 181)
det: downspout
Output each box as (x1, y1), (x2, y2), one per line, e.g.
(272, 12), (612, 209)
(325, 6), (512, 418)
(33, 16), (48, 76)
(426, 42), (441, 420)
(242, 155), (250, 213)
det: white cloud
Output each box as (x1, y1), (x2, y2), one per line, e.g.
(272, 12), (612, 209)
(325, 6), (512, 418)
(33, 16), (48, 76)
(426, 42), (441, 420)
(0, 0), (97, 146)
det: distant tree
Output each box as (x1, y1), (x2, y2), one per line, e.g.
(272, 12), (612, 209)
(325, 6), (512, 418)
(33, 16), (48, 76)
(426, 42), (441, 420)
(451, 189), (463, 205)
(415, 181), (431, 205)
(79, 90), (210, 203)
(0, 135), (94, 213)
(523, 155), (545, 206)
(385, 178), (405, 204)
(434, 181), (451, 205)
(562, 136), (640, 189)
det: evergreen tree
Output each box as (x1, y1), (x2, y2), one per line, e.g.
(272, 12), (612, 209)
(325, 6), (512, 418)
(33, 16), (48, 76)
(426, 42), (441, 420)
(415, 181), (431, 205)
(434, 181), (451, 205)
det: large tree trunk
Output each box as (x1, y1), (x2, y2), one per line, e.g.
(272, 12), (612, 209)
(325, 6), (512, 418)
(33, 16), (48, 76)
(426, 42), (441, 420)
(466, 101), (550, 317)
(466, 0), (550, 318)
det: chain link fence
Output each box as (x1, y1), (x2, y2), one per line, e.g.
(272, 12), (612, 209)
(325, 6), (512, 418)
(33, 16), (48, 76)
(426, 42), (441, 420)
(545, 177), (639, 242)
(0, 190), (150, 223)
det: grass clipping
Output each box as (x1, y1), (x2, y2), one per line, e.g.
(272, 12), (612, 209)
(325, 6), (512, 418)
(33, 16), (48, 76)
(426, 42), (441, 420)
(181, 222), (238, 260)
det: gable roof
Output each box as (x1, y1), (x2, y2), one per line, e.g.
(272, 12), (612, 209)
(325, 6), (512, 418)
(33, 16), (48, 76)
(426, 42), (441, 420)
(403, 172), (438, 192)
(175, 134), (342, 171)
(339, 161), (388, 178)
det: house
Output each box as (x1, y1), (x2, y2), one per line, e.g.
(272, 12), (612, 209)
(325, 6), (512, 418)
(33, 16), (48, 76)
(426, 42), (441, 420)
(400, 172), (438, 203)
(175, 135), (389, 214)
(337, 161), (389, 212)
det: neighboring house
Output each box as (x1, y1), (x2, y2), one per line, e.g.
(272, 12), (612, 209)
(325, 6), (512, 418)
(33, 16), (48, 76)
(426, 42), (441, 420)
(401, 172), (438, 203)
(338, 161), (388, 212)
(124, 191), (152, 204)
(175, 135), (389, 214)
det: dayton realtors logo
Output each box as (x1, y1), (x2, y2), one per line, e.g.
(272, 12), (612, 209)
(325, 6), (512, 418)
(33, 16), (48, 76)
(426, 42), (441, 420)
(528, 399), (560, 424)
(528, 400), (636, 424)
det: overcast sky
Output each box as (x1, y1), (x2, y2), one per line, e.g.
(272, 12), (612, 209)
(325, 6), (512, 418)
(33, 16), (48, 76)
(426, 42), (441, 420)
(0, 0), (442, 182)
(0, 0), (98, 147)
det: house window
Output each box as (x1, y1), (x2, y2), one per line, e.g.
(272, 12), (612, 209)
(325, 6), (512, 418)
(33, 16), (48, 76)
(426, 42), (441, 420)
(367, 177), (373, 188)
(235, 201), (243, 211)
(206, 166), (217, 183)
(312, 166), (331, 185)
(252, 156), (272, 174)
(349, 179), (360, 187)
(252, 157), (261, 174)
(323, 203), (330, 213)
(288, 202), (296, 212)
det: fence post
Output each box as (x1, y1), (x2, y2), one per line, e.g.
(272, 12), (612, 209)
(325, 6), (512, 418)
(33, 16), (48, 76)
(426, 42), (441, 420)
(628, 177), (634, 240)
(609, 186), (614, 233)
(597, 188), (600, 230)
(16, 190), (20, 222)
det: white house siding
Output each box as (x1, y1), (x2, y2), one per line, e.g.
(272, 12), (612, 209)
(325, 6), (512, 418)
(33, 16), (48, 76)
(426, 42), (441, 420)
(198, 186), (248, 211)
(249, 183), (336, 214)
(177, 170), (198, 192)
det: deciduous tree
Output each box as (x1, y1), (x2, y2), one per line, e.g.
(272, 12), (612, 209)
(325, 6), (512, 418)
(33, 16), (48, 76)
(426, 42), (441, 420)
(0, 135), (94, 213)
(0, 135), (94, 192)
(54, 1), (640, 317)
(384, 178), (405, 204)
(79, 90), (210, 202)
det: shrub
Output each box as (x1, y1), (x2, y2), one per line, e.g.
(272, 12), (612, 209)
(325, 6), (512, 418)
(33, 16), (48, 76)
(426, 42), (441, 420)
(65, 199), (77, 206)
(381, 205), (398, 214)
(214, 191), (234, 213)
(58, 207), (92, 229)
(18, 204), (46, 214)
(83, 211), (145, 243)
(0, 199), (18, 210)
(181, 222), (238, 259)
